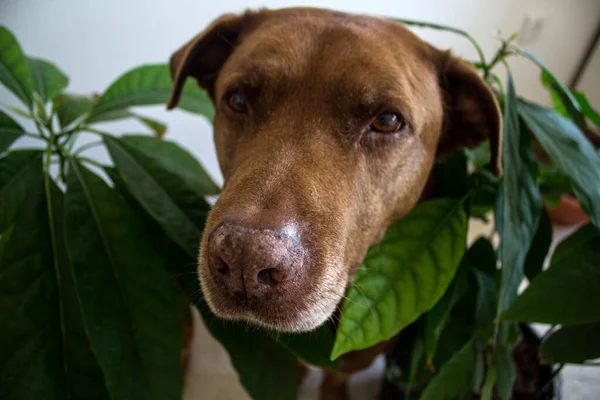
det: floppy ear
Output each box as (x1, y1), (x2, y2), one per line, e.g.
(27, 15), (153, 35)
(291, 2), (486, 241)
(436, 52), (503, 176)
(167, 11), (257, 109)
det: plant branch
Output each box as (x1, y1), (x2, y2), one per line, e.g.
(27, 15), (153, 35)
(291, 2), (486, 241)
(74, 141), (104, 156)
(540, 325), (558, 342)
(32, 116), (49, 140)
(482, 39), (517, 80)
(83, 127), (111, 137)
(65, 132), (81, 153)
(538, 364), (564, 395)
(394, 18), (487, 67)
(77, 156), (107, 169)
(22, 133), (49, 142)
(487, 74), (505, 97)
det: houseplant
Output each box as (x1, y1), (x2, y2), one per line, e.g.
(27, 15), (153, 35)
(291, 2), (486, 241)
(0, 17), (598, 400)
(535, 78), (599, 226)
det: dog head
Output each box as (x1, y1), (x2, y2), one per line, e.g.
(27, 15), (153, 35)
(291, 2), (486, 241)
(168, 8), (502, 332)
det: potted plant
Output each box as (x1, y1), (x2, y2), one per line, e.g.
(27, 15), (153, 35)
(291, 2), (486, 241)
(534, 75), (599, 226)
(0, 16), (598, 400)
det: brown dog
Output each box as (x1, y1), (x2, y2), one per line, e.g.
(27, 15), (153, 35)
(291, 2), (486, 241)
(168, 7), (502, 398)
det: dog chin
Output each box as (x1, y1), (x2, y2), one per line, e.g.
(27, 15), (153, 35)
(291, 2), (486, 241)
(203, 292), (338, 333)
(216, 306), (334, 333)
(200, 275), (340, 333)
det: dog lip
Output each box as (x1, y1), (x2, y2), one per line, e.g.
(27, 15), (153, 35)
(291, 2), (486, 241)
(202, 264), (336, 332)
(219, 303), (329, 332)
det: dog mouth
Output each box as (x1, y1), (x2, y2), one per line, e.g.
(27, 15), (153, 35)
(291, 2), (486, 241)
(215, 296), (336, 332)
(199, 260), (345, 332)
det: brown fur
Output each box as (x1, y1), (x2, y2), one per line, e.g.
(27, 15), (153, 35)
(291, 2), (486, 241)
(169, 7), (502, 397)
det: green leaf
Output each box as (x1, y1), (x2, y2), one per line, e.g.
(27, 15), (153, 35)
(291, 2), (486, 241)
(480, 364), (496, 400)
(538, 163), (572, 195)
(0, 27), (34, 106)
(433, 151), (468, 199)
(84, 107), (131, 123)
(497, 72), (542, 323)
(478, 342), (516, 400)
(523, 209), (552, 281)
(425, 261), (468, 360)
(503, 224), (600, 325)
(465, 140), (491, 170)
(0, 150), (43, 232)
(104, 135), (211, 255)
(28, 57), (68, 103)
(2, 104), (33, 120)
(434, 289), (478, 374)
(472, 347), (485, 392)
(420, 338), (476, 400)
(276, 323), (339, 370)
(0, 179), (109, 400)
(88, 64), (214, 123)
(0, 109), (24, 152)
(85, 108), (168, 137)
(527, 51), (585, 128)
(474, 269), (497, 339)
(65, 161), (183, 400)
(494, 342), (516, 400)
(425, 285), (458, 362)
(107, 167), (298, 400)
(541, 321), (600, 363)
(53, 93), (94, 128)
(518, 100), (600, 229)
(467, 237), (496, 276)
(119, 135), (219, 195)
(332, 198), (468, 359)
(573, 91), (600, 130)
(132, 113), (167, 137)
(407, 335), (426, 394)
(541, 72), (567, 117)
(33, 96), (48, 122)
(469, 169), (500, 222)
(202, 313), (298, 400)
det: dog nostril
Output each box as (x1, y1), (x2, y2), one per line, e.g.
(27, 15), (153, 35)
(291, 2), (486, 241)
(257, 268), (282, 286)
(215, 257), (230, 276)
(234, 291), (246, 304)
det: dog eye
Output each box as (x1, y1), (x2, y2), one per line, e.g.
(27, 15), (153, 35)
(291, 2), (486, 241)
(371, 112), (403, 133)
(227, 91), (248, 113)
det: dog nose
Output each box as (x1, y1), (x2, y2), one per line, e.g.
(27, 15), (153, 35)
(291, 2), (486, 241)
(207, 221), (305, 303)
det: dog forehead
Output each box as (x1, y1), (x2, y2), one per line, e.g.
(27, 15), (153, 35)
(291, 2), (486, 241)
(222, 14), (431, 92)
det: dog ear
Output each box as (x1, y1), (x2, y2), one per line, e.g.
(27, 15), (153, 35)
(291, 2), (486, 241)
(436, 52), (503, 176)
(167, 11), (257, 109)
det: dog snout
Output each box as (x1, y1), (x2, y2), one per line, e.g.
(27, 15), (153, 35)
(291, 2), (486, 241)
(207, 221), (305, 304)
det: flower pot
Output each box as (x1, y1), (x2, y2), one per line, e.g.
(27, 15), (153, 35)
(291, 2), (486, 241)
(378, 324), (562, 400)
(545, 194), (590, 226)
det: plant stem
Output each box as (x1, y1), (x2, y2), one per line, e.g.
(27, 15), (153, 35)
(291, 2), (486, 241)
(540, 325), (557, 342)
(483, 42), (508, 80)
(33, 116), (49, 140)
(487, 74), (505, 97)
(538, 364), (564, 395)
(65, 132), (81, 153)
(23, 133), (49, 142)
(84, 127), (111, 137)
(2, 104), (34, 120)
(77, 156), (107, 169)
(394, 18), (487, 67)
(74, 140), (103, 156)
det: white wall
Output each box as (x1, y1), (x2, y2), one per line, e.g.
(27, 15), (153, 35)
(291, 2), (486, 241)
(576, 40), (600, 110)
(1, 0), (599, 185)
